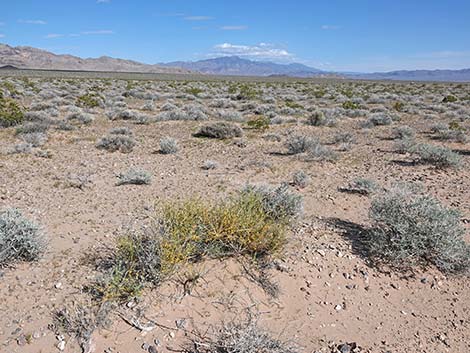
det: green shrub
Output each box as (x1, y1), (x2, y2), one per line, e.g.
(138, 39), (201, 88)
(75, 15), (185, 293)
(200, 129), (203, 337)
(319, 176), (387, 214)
(0, 208), (45, 267)
(247, 116), (270, 131)
(442, 95), (458, 103)
(77, 93), (102, 109)
(95, 186), (301, 301)
(342, 101), (360, 110)
(366, 185), (470, 273)
(0, 96), (24, 127)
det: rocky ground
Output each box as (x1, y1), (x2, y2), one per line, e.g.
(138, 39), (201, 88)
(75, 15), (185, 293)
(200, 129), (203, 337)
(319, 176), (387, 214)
(0, 76), (469, 353)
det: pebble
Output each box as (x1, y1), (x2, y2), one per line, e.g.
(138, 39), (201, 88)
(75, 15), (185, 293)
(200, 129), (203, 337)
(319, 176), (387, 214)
(55, 282), (62, 289)
(148, 346), (158, 353)
(142, 342), (150, 351)
(17, 334), (27, 346)
(335, 304), (343, 311)
(57, 340), (66, 351)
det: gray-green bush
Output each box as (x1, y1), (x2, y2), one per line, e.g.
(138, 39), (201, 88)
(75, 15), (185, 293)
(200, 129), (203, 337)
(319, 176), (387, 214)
(366, 185), (470, 273)
(0, 208), (45, 267)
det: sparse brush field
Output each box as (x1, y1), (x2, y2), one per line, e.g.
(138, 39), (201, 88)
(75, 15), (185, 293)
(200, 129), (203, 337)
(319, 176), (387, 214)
(0, 72), (470, 353)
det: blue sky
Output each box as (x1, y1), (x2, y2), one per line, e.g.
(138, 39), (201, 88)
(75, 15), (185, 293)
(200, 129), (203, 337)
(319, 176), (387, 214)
(1, 0), (470, 72)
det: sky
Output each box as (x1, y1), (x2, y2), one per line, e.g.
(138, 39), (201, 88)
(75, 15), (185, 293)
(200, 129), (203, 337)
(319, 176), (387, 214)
(1, 0), (470, 72)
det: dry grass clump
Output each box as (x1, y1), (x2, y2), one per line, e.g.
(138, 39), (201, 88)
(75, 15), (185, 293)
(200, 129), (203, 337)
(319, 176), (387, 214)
(53, 301), (112, 353)
(0, 208), (45, 267)
(410, 143), (461, 168)
(94, 185), (301, 301)
(185, 317), (298, 353)
(195, 122), (243, 139)
(159, 136), (179, 154)
(365, 184), (470, 274)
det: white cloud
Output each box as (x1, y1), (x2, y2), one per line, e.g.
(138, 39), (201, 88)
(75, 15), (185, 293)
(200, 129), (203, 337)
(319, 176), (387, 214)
(0, 34), (5, 38)
(212, 42), (294, 60)
(321, 25), (341, 30)
(45, 33), (64, 39)
(221, 25), (248, 31)
(184, 16), (214, 21)
(81, 30), (114, 35)
(18, 19), (47, 25)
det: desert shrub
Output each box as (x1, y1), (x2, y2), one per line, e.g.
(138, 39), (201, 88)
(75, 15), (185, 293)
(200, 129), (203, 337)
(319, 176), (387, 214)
(96, 135), (136, 153)
(141, 101), (155, 111)
(234, 84), (260, 100)
(285, 134), (317, 155)
(185, 317), (298, 353)
(291, 170), (310, 188)
(95, 185), (301, 301)
(247, 116), (270, 131)
(410, 143), (461, 168)
(342, 100), (360, 110)
(56, 120), (76, 131)
(53, 301), (112, 353)
(9, 143), (32, 154)
(66, 112), (94, 125)
(116, 169), (151, 186)
(394, 137), (417, 154)
(305, 142), (337, 162)
(109, 127), (133, 136)
(365, 185), (470, 273)
(392, 126), (415, 140)
(362, 113), (393, 128)
(217, 110), (244, 122)
(306, 111), (335, 127)
(0, 208), (45, 267)
(442, 95), (458, 103)
(343, 178), (379, 195)
(21, 132), (47, 147)
(76, 93), (103, 109)
(159, 137), (179, 154)
(393, 101), (405, 112)
(0, 96), (24, 127)
(195, 122), (243, 139)
(242, 184), (303, 222)
(15, 121), (50, 135)
(333, 131), (356, 145)
(202, 160), (219, 170)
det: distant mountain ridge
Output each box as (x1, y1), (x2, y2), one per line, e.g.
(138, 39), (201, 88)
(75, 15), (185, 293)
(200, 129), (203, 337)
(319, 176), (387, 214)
(349, 69), (470, 82)
(0, 43), (469, 82)
(0, 43), (191, 74)
(161, 56), (325, 77)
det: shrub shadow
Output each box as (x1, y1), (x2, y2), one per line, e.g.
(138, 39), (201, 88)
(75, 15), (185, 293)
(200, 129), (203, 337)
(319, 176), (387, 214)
(326, 217), (371, 262)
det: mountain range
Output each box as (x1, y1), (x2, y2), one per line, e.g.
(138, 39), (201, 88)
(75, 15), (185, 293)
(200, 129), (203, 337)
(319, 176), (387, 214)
(1, 43), (469, 82)
(0, 43), (190, 74)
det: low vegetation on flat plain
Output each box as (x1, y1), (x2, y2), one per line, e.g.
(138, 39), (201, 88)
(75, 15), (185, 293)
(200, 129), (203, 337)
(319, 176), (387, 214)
(0, 73), (469, 353)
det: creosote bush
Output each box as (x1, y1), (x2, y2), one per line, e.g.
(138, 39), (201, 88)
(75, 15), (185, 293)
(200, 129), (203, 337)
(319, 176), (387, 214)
(0, 208), (45, 267)
(0, 96), (24, 127)
(195, 122), (243, 139)
(94, 185), (301, 301)
(365, 185), (470, 273)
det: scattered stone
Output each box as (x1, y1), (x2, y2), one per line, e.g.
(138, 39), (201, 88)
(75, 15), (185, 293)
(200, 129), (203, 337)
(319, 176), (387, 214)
(335, 304), (343, 311)
(142, 342), (150, 351)
(148, 345), (157, 353)
(17, 334), (27, 346)
(57, 340), (66, 351)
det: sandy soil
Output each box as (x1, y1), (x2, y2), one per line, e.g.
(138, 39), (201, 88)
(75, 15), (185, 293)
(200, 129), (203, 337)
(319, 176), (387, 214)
(0, 77), (469, 353)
